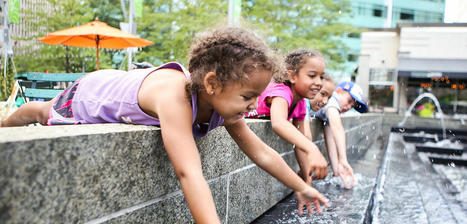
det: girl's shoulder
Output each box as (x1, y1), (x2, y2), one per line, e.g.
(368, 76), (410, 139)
(143, 62), (190, 88)
(142, 68), (188, 98)
(267, 82), (290, 89)
(263, 82), (293, 99)
(138, 63), (191, 115)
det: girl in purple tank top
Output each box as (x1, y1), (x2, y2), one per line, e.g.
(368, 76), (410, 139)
(1, 27), (328, 221)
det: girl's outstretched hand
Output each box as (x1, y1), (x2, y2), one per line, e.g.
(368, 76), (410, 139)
(295, 186), (329, 215)
(308, 148), (328, 180)
(337, 160), (355, 189)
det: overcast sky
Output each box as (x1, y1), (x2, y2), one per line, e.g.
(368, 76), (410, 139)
(444, 0), (467, 23)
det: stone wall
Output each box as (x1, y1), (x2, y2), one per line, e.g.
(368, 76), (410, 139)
(0, 114), (382, 224)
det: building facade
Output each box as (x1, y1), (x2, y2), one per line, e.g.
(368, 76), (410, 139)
(357, 23), (467, 115)
(335, 0), (445, 82)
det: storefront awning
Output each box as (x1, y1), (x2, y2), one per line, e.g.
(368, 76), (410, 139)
(398, 58), (467, 79)
(398, 71), (467, 80)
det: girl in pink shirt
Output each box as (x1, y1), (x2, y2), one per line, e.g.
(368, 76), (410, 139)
(246, 49), (328, 186)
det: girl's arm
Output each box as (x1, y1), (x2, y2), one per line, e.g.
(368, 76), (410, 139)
(269, 97), (328, 180)
(147, 76), (221, 223)
(293, 119), (312, 184)
(326, 107), (347, 163)
(225, 119), (328, 214)
(324, 125), (339, 174)
(326, 107), (355, 188)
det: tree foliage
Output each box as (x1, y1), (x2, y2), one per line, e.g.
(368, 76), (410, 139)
(5, 0), (355, 100)
(14, 0), (355, 72)
(135, 0), (355, 69)
(243, 0), (356, 69)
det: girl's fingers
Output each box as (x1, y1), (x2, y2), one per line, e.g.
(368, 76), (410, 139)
(307, 202), (314, 214)
(322, 167), (328, 178)
(297, 202), (304, 215)
(316, 168), (327, 179)
(316, 192), (329, 207)
(313, 200), (323, 214)
(313, 168), (322, 179)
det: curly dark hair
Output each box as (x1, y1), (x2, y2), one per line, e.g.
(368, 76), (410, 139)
(187, 27), (283, 93)
(273, 49), (325, 84)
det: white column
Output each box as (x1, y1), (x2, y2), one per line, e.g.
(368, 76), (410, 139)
(357, 54), (370, 100)
(384, 0), (393, 28)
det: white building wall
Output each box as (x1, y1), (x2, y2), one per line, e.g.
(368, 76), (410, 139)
(399, 27), (467, 60)
(360, 32), (399, 68)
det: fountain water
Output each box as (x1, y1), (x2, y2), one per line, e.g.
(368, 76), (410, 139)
(398, 92), (446, 139)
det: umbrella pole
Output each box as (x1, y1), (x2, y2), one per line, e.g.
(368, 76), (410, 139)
(96, 47), (99, 70)
(96, 36), (100, 70)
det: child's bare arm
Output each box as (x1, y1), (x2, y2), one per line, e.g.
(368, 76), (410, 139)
(326, 107), (355, 188)
(225, 119), (328, 214)
(151, 81), (221, 223)
(269, 97), (328, 179)
(324, 125), (339, 174)
(293, 119), (322, 183)
(326, 107), (347, 162)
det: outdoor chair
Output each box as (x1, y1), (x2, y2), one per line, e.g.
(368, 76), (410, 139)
(15, 72), (85, 103)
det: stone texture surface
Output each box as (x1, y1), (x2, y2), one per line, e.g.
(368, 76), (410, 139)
(106, 177), (229, 224)
(0, 115), (383, 223)
(227, 153), (298, 224)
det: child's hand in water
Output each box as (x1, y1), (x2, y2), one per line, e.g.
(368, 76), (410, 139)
(295, 186), (329, 215)
(308, 147), (328, 180)
(337, 160), (355, 189)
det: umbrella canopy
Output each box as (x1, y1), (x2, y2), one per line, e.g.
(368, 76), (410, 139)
(38, 19), (153, 70)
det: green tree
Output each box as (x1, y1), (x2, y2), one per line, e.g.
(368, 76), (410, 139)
(136, 0), (228, 67)
(243, 0), (356, 70)
(136, 0), (355, 70)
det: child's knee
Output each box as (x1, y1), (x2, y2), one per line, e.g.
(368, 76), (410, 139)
(38, 101), (53, 125)
(28, 101), (52, 125)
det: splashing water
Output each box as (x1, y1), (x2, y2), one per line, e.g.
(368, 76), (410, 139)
(398, 93), (446, 139)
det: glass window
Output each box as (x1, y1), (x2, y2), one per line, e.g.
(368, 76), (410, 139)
(369, 85), (394, 108)
(347, 32), (360, 38)
(369, 68), (396, 83)
(347, 54), (358, 62)
(373, 8), (383, 17)
(400, 9), (414, 20)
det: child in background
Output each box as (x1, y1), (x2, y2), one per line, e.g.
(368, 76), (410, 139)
(311, 81), (368, 189)
(417, 101), (435, 118)
(245, 49), (328, 186)
(1, 27), (328, 222)
(306, 74), (335, 114)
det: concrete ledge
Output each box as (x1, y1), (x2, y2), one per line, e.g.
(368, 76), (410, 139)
(0, 114), (382, 223)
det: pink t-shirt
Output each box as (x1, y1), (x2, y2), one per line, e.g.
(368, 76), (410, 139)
(245, 82), (307, 121)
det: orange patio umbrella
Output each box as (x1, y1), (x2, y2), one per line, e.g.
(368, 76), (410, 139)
(38, 18), (153, 70)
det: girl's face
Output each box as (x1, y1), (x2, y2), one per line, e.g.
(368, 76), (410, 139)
(310, 80), (334, 111)
(290, 57), (325, 99)
(337, 89), (356, 113)
(211, 68), (271, 125)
